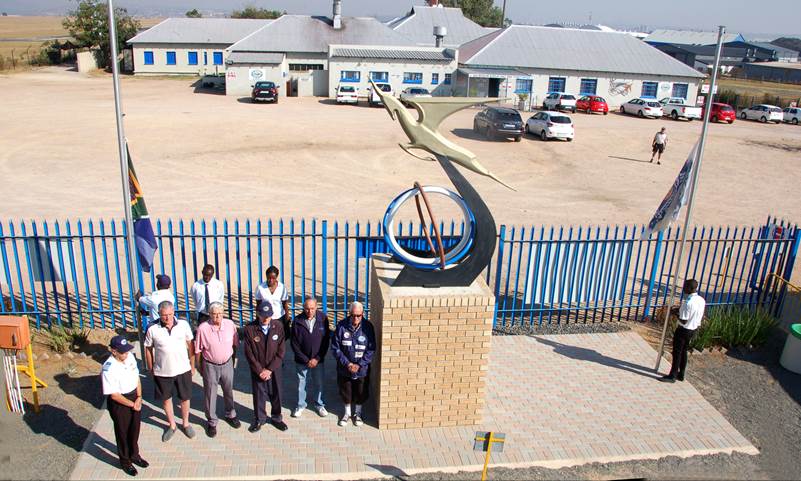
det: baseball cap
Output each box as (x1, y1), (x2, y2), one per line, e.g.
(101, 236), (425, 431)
(110, 335), (135, 353)
(256, 301), (273, 318)
(156, 274), (171, 289)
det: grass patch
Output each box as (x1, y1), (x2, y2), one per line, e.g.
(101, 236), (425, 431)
(39, 326), (92, 353)
(690, 305), (777, 351)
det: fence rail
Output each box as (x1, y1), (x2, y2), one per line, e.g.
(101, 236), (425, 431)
(0, 217), (797, 331)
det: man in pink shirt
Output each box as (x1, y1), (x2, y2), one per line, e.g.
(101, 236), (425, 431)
(194, 302), (241, 437)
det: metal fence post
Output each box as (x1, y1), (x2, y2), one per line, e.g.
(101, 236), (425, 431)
(492, 225), (507, 328)
(321, 220), (328, 314)
(643, 230), (664, 320)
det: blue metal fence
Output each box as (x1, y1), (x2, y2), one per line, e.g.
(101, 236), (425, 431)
(0, 217), (797, 330)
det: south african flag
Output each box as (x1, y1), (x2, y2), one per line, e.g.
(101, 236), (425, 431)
(127, 143), (157, 272)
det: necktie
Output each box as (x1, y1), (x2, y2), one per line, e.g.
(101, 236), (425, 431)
(204, 283), (210, 314)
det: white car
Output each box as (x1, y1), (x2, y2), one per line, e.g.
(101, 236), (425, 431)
(659, 97), (702, 121)
(543, 93), (577, 112)
(335, 84), (359, 105)
(620, 98), (664, 118)
(525, 111), (574, 141)
(783, 107), (801, 125)
(400, 87), (432, 105)
(367, 82), (393, 107)
(739, 104), (782, 123)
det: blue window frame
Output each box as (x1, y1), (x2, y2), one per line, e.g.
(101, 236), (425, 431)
(403, 72), (423, 84)
(443, 73), (452, 85)
(187, 51), (198, 65)
(672, 83), (689, 99)
(515, 78), (533, 93)
(641, 81), (658, 98)
(203, 52), (208, 65)
(548, 77), (566, 93)
(341, 70), (360, 82)
(165, 51), (176, 65)
(432, 73), (439, 85)
(143, 51), (154, 65)
(213, 52), (223, 65)
(370, 71), (388, 82)
(580, 78), (597, 95)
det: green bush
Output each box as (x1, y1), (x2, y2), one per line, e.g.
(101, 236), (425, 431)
(68, 328), (90, 348)
(46, 327), (71, 353)
(690, 305), (776, 351)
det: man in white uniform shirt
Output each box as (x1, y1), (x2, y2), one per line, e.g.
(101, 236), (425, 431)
(660, 279), (705, 383)
(190, 264), (225, 324)
(136, 274), (175, 325)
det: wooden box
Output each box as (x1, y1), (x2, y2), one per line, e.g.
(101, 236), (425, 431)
(0, 316), (31, 350)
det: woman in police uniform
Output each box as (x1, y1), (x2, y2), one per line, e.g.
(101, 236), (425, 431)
(101, 335), (149, 477)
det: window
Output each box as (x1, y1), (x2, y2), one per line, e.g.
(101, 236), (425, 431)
(432, 73), (439, 85)
(213, 52), (223, 65)
(289, 63), (324, 71)
(340, 70), (360, 82)
(672, 83), (689, 99)
(515, 78), (533, 93)
(641, 81), (658, 98)
(187, 51), (198, 65)
(548, 77), (566, 93)
(443, 73), (452, 85)
(369, 71), (389, 82)
(203, 52), (208, 65)
(143, 51), (154, 65)
(165, 51), (176, 65)
(579, 78), (597, 95)
(403, 72), (423, 84)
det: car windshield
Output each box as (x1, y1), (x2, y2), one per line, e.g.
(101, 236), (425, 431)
(561, 95), (575, 100)
(549, 116), (571, 124)
(378, 84), (392, 92)
(769, 107), (781, 112)
(339, 86), (355, 93)
(410, 88), (429, 95)
(255, 82), (274, 88)
(496, 111), (521, 121)
(646, 102), (662, 107)
(593, 97), (606, 103)
(719, 105), (734, 112)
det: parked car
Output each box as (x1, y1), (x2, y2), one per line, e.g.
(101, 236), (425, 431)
(702, 102), (736, 124)
(473, 107), (525, 142)
(525, 111), (574, 141)
(659, 97), (702, 121)
(783, 107), (801, 125)
(368, 82), (393, 107)
(251, 81), (278, 103)
(336, 84), (359, 105)
(543, 93), (577, 112)
(400, 87), (432, 105)
(739, 104), (783, 123)
(620, 98), (663, 118)
(575, 95), (608, 115)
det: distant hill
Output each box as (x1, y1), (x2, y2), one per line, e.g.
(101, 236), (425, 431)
(771, 37), (801, 53)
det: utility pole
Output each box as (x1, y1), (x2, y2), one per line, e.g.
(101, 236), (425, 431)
(501, 0), (508, 27)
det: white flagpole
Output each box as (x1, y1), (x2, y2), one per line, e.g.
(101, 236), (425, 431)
(108, 0), (146, 365)
(654, 25), (726, 371)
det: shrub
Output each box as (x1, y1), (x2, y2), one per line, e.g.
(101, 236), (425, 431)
(690, 305), (776, 351)
(68, 328), (91, 348)
(45, 327), (71, 353)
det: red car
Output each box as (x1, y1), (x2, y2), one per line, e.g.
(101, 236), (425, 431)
(703, 102), (736, 123)
(576, 95), (609, 115)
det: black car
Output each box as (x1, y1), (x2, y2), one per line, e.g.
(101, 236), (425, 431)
(473, 107), (524, 141)
(251, 81), (279, 103)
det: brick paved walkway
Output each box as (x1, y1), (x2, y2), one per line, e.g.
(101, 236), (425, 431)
(70, 332), (756, 480)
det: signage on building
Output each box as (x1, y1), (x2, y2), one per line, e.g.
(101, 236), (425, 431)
(700, 84), (718, 94)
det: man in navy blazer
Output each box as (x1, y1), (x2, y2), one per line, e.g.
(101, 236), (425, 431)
(290, 297), (331, 418)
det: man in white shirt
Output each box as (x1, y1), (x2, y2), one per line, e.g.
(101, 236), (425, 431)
(660, 279), (706, 383)
(144, 301), (196, 441)
(650, 127), (668, 164)
(136, 274), (175, 325)
(190, 264), (225, 324)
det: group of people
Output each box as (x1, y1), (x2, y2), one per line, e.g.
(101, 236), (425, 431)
(102, 265), (376, 477)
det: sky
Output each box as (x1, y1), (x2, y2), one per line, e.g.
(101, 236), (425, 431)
(1, 0), (799, 39)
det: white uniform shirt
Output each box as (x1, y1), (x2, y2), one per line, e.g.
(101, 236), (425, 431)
(679, 292), (705, 331)
(254, 281), (288, 319)
(143, 318), (194, 377)
(654, 132), (668, 145)
(101, 353), (140, 395)
(190, 277), (225, 314)
(139, 289), (176, 324)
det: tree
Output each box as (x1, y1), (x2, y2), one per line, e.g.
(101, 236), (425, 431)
(62, 0), (140, 68)
(230, 6), (283, 19)
(441, 0), (506, 28)
(185, 9), (202, 18)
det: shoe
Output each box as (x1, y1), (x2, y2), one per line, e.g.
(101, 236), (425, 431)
(271, 420), (288, 431)
(677, 375), (685, 382)
(121, 464), (138, 477)
(131, 457), (149, 469)
(657, 161), (661, 165)
(317, 406), (328, 417)
(248, 422), (263, 433)
(224, 417), (241, 429)
(353, 414), (363, 427)
(162, 427), (176, 442)
(205, 424), (217, 438)
(291, 408), (304, 418)
(659, 375), (676, 383)
(338, 415), (348, 427)
(182, 424), (196, 439)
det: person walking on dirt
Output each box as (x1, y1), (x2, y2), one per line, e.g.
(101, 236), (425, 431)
(650, 127), (668, 164)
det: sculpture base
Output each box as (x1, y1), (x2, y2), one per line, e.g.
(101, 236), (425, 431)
(369, 254), (494, 429)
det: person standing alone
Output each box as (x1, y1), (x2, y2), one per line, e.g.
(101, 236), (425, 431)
(650, 127), (668, 164)
(660, 279), (705, 383)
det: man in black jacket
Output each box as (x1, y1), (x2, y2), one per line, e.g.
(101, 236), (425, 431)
(243, 301), (287, 433)
(290, 297), (331, 418)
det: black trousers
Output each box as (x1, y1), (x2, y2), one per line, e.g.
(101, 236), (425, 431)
(337, 375), (369, 405)
(669, 326), (696, 378)
(251, 371), (282, 424)
(108, 390), (141, 466)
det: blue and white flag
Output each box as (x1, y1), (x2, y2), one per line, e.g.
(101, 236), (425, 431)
(642, 141), (700, 239)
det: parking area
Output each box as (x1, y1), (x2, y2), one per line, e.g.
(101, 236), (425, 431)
(0, 66), (800, 227)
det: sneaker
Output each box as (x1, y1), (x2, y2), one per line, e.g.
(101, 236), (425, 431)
(338, 415), (348, 427)
(182, 424), (196, 439)
(121, 464), (138, 477)
(162, 427), (176, 442)
(131, 457), (149, 469)
(353, 414), (363, 427)
(317, 406), (328, 417)
(291, 408), (304, 418)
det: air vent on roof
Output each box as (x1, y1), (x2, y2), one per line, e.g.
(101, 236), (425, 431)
(434, 25), (447, 47)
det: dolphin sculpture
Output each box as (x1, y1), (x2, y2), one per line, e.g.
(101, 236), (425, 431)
(370, 80), (515, 190)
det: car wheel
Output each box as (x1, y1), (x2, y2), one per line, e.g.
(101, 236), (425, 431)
(728, 120), (734, 124)
(793, 118), (799, 125)
(740, 112), (747, 120)
(484, 127), (492, 140)
(567, 137), (573, 142)
(603, 111), (608, 116)
(525, 124), (530, 134)
(671, 111), (679, 120)
(711, 115), (718, 123)
(638, 110), (645, 118)
(473, 120), (479, 132)
(514, 136), (522, 142)
(619, 106), (625, 114)
(572, 108), (576, 113)
(540, 130), (548, 141)
(760, 116), (767, 123)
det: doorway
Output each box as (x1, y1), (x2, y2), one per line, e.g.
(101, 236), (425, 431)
(488, 78), (501, 97)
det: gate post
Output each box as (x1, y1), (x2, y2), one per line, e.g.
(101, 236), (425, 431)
(643, 230), (664, 320)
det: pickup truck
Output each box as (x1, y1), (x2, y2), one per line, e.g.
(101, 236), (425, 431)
(659, 97), (702, 121)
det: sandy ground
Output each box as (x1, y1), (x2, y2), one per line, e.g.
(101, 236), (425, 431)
(0, 66), (800, 228)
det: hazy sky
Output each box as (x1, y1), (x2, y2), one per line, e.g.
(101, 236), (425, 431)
(1, 0), (798, 38)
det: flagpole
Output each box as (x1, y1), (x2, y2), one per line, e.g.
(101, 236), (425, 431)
(108, 0), (146, 365)
(654, 25), (726, 371)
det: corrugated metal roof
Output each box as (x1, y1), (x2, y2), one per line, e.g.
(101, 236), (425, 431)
(128, 18), (272, 45)
(461, 25), (705, 79)
(388, 6), (492, 47)
(226, 52), (284, 65)
(645, 29), (744, 45)
(749, 41), (799, 57)
(230, 15), (414, 54)
(330, 47), (452, 61)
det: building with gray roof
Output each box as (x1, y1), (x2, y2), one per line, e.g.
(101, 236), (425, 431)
(387, 5), (495, 47)
(645, 29), (745, 46)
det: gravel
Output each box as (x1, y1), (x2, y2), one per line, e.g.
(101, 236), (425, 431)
(493, 321), (632, 336)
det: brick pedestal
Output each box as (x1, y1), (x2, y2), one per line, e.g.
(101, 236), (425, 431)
(368, 254), (494, 429)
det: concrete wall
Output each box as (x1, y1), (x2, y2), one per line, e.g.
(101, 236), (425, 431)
(76, 49), (100, 73)
(132, 43), (230, 76)
(328, 58), (457, 98)
(225, 64), (284, 97)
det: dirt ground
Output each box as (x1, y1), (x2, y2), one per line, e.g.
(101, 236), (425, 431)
(0, 66), (800, 229)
